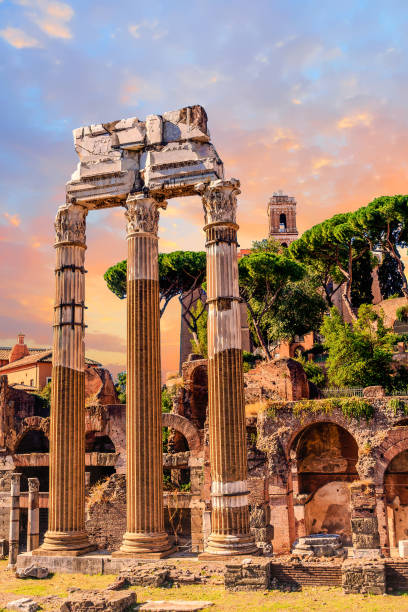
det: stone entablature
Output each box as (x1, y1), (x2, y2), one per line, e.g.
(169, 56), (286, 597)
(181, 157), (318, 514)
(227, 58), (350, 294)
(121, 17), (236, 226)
(67, 105), (224, 207)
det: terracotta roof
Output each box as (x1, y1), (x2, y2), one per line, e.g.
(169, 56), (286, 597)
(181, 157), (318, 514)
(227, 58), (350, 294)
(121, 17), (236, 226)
(0, 346), (49, 360)
(0, 350), (101, 372)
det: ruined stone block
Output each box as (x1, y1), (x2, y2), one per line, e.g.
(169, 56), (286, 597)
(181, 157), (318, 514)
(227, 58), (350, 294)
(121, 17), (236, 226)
(225, 559), (271, 591)
(250, 505), (270, 528)
(60, 589), (136, 612)
(351, 517), (379, 535)
(342, 559), (385, 595)
(251, 525), (274, 542)
(352, 533), (380, 549)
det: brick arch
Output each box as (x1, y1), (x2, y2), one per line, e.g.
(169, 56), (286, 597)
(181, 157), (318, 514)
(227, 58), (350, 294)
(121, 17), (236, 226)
(285, 415), (359, 460)
(374, 430), (408, 486)
(13, 416), (50, 453)
(162, 413), (201, 452)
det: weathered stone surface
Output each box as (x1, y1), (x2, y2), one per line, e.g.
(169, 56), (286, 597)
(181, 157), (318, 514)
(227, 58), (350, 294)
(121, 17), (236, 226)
(363, 386), (386, 398)
(399, 540), (408, 557)
(0, 538), (8, 559)
(67, 105), (223, 206)
(342, 559), (385, 594)
(118, 564), (170, 587)
(245, 358), (309, 404)
(224, 558), (271, 591)
(139, 602), (213, 611)
(84, 367), (119, 405)
(59, 589), (136, 612)
(6, 599), (39, 612)
(292, 534), (345, 558)
(16, 564), (49, 579)
(249, 505), (270, 528)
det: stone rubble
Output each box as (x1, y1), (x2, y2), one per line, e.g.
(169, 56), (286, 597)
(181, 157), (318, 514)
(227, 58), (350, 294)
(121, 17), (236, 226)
(138, 602), (213, 611)
(6, 599), (39, 612)
(59, 589), (136, 612)
(15, 564), (49, 579)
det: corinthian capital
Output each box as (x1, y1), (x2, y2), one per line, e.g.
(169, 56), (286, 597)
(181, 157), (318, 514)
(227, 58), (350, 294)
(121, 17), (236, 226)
(28, 477), (40, 493)
(196, 178), (240, 226)
(125, 193), (167, 236)
(55, 204), (87, 246)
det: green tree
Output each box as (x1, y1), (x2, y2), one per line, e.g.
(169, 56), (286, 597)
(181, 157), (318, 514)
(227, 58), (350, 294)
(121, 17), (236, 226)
(290, 213), (371, 308)
(351, 250), (375, 308)
(378, 252), (404, 299)
(264, 271), (326, 345)
(115, 371), (127, 404)
(238, 248), (305, 359)
(349, 195), (408, 297)
(104, 250), (206, 317)
(190, 300), (208, 357)
(294, 356), (326, 388)
(321, 305), (395, 388)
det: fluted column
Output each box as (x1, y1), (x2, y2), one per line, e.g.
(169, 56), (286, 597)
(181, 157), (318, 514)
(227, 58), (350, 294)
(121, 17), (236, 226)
(35, 203), (94, 556)
(8, 473), (21, 568)
(115, 193), (174, 557)
(197, 179), (257, 557)
(27, 478), (39, 552)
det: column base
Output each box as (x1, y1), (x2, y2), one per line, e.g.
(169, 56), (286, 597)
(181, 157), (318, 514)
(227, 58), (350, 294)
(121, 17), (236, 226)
(199, 533), (258, 559)
(32, 531), (96, 557)
(112, 532), (176, 558)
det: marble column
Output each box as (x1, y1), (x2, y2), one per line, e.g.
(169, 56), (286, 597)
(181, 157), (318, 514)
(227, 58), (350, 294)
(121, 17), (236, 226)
(197, 179), (257, 557)
(27, 477), (39, 552)
(8, 473), (21, 568)
(35, 203), (94, 556)
(115, 193), (174, 557)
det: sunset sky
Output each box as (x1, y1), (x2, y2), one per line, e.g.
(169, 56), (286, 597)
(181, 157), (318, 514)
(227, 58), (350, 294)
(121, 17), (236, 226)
(1, 0), (408, 380)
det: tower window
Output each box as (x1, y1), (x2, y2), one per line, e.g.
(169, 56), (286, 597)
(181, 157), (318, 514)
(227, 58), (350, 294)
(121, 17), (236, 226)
(279, 213), (287, 232)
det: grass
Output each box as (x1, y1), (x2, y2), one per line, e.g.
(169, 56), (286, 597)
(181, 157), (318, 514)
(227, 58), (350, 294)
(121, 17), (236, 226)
(0, 561), (408, 611)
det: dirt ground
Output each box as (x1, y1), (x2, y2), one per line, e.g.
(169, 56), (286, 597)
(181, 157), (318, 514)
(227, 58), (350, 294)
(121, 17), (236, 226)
(0, 561), (408, 611)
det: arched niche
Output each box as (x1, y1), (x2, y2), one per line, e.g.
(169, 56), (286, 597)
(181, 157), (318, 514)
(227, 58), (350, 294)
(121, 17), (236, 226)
(14, 429), (50, 493)
(384, 449), (408, 547)
(295, 422), (358, 495)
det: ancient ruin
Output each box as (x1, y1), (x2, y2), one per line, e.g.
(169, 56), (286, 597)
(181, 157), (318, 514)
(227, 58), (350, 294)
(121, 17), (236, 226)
(25, 105), (256, 559)
(0, 105), (407, 600)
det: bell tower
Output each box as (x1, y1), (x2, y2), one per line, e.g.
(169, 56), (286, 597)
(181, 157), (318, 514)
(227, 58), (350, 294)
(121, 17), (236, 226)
(267, 191), (298, 246)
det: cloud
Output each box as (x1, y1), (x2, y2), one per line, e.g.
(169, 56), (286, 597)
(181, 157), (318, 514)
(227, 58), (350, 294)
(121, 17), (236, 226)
(19, 0), (74, 40)
(337, 113), (373, 130)
(128, 24), (141, 39)
(3, 213), (21, 227)
(128, 20), (167, 41)
(0, 26), (41, 48)
(312, 157), (332, 171)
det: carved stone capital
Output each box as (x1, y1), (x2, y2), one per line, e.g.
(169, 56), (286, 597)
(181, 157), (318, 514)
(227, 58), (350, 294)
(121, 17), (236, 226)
(196, 178), (240, 226)
(28, 477), (40, 493)
(55, 204), (87, 246)
(125, 193), (167, 237)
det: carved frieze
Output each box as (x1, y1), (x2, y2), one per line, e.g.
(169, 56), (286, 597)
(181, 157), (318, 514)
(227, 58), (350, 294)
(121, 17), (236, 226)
(125, 194), (166, 236)
(55, 204), (87, 246)
(196, 179), (240, 226)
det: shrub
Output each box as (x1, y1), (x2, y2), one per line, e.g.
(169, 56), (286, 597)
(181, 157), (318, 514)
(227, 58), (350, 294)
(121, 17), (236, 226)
(388, 397), (408, 415)
(396, 305), (408, 322)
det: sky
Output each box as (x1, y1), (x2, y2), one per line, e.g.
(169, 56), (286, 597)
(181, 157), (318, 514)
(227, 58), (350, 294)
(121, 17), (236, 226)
(1, 0), (408, 380)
